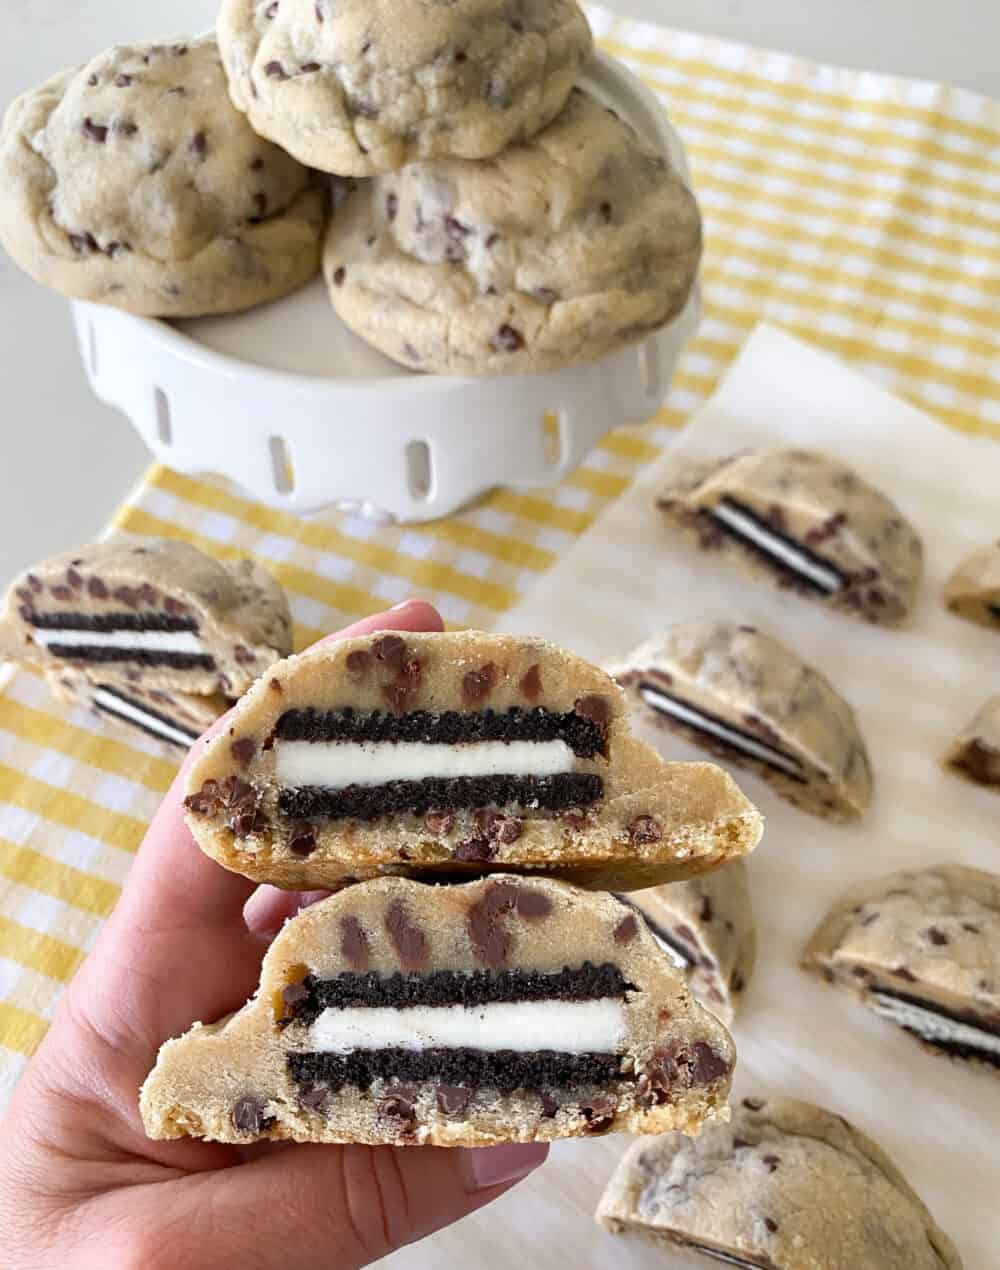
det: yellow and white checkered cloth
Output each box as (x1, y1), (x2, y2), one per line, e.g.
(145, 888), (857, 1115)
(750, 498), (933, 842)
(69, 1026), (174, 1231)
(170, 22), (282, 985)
(1, 5), (998, 1096)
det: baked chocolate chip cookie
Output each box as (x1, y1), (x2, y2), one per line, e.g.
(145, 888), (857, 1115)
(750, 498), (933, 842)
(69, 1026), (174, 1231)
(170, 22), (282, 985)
(597, 1096), (962, 1268)
(323, 87), (702, 375)
(2, 537), (292, 700)
(658, 449), (924, 626)
(217, 0), (593, 176)
(803, 865), (1000, 1074)
(612, 621), (873, 822)
(0, 36), (327, 316)
(945, 698), (1000, 789)
(944, 542), (1000, 629)
(140, 875), (735, 1146)
(615, 860), (756, 1026)
(182, 630), (763, 891)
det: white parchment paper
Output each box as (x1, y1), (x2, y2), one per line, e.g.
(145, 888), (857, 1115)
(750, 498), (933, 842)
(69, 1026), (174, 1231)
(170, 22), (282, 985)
(385, 326), (1000, 1270)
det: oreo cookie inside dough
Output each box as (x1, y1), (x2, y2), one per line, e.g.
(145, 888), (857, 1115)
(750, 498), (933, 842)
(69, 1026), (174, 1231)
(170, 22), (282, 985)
(945, 697), (1000, 788)
(611, 621), (873, 822)
(804, 864), (1000, 1074)
(597, 1096), (962, 1269)
(2, 537), (292, 699)
(47, 666), (227, 752)
(140, 875), (735, 1146)
(657, 449), (923, 626)
(944, 542), (1000, 629)
(614, 859), (755, 1027)
(182, 631), (763, 890)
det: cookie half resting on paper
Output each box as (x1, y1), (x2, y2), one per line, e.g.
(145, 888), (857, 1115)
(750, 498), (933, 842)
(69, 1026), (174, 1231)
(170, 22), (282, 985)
(657, 449), (923, 626)
(611, 621), (873, 822)
(614, 860), (755, 1027)
(944, 543), (1000, 629)
(46, 666), (226, 752)
(945, 697), (1000, 788)
(596, 1096), (962, 1270)
(803, 865), (1000, 1074)
(1, 538), (292, 699)
(140, 875), (735, 1146)
(182, 631), (763, 890)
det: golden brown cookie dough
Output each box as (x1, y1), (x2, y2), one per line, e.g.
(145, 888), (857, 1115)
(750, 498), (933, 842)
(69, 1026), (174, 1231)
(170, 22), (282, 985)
(0, 37), (327, 316)
(323, 88), (702, 375)
(803, 865), (1000, 1075)
(141, 875), (735, 1146)
(616, 860), (755, 1026)
(657, 449), (924, 627)
(1, 537), (292, 699)
(182, 631), (763, 891)
(945, 697), (1000, 788)
(597, 1096), (962, 1269)
(611, 622), (873, 822)
(944, 543), (1000, 629)
(217, 0), (594, 176)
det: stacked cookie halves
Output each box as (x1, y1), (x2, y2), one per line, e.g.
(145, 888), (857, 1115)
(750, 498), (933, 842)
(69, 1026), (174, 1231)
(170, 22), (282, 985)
(140, 629), (764, 1148)
(0, 2), (702, 376)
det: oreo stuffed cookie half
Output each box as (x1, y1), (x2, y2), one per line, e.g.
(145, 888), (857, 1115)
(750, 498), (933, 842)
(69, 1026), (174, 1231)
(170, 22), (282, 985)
(611, 621), (873, 822)
(657, 449), (923, 626)
(182, 631), (763, 890)
(804, 864), (1000, 1075)
(140, 875), (735, 1146)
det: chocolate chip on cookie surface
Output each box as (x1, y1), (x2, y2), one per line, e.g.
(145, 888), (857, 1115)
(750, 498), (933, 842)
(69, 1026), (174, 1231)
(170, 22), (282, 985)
(945, 697), (1000, 789)
(0, 36), (327, 316)
(804, 864), (1000, 1075)
(657, 449), (923, 626)
(612, 621), (873, 822)
(140, 875), (735, 1146)
(944, 542), (1000, 629)
(181, 630), (763, 891)
(597, 1097), (962, 1269)
(322, 88), (702, 375)
(217, 0), (593, 176)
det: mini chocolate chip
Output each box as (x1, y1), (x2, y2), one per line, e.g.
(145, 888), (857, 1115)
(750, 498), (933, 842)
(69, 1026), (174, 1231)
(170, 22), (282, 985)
(27, 575), (42, 593)
(137, 583), (158, 606)
(15, 588), (31, 604)
(190, 130), (208, 156)
(288, 822), (318, 857)
(575, 695), (610, 728)
(514, 889), (551, 920)
(345, 649), (373, 677)
(519, 664), (542, 700)
(301, 61), (322, 73)
(372, 634), (406, 670)
(269, 678), (283, 693)
(282, 979), (309, 1013)
(18, 605), (33, 622)
(424, 810), (456, 836)
(689, 1042), (730, 1086)
(173, 44), (188, 56)
(731, 970), (746, 992)
(87, 73), (99, 86)
(379, 1094), (416, 1124)
(114, 120), (138, 138)
(485, 232), (500, 248)
(234, 645), (255, 666)
(265, 0), (279, 15)
(436, 1086), (472, 1116)
(250, 157), (265, 172)
(733, 1138), (752, 1149)
(444, 215), (472, 240)
(926, 927), (949, 946)
(82, 117), (108, 143)
(511, 17), (525, 31)
(762, 1154), (781, 1172)
(385, 899), (429, 971)
(614, 913), (638, 944)
(383, 666), (420, 713)
(265, 61), (289, 79)
(860, 911), (879, 926)
(454, 833), (497, 863)
(580, 1097), (615, 1133)
(299, 1085), (328, 1112)
(51, 586), (73, 602)
(743, 1097), (766, 1111)
(231, 737), (256, 767)
(455, 49), (468, 63)
(599, 201), (613, 222)
(232, 1096), (265, 1135)
(333, 266), (346, 286)
(115, 74), (132, 87)
(700, 896), (714, 923)
(540, 1091), (559, 1118)
(150, 691), (172, 705)
(164, 596), (189, 615)
(252, 192), (268, 221)
(66, 568), (83, 589)
(962, 923), (981, 934)
(764, 1218), (779, 1234)
(462, 663), (497, 702)
(315, 0), (325, 18)
(340, 915), (370, 970)
(893, 966), (917, 982)
(386, 192), (398, 223)
(491, 324), (525, 353)
(629, 816), (662, 845)
(492, 816), (522, 845)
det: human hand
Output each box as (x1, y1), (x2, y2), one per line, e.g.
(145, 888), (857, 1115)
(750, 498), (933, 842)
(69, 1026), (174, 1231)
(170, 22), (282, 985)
(0, 601), (548, 1270)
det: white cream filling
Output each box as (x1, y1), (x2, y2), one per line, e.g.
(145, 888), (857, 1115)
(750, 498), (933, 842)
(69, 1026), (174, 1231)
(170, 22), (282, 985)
(639, 684), (804, 779)
(93, 688), (196, 749)
(870, 992), (1000, 1057)
(711, 501), (843, 594)
(276, 739), (577, 789)
(35, 628), (206, 655)
(308, 998), (627, 1055)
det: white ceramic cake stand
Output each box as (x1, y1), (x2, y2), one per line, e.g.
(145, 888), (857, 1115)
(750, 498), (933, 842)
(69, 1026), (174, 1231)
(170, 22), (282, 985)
(70, 51), (701, 524)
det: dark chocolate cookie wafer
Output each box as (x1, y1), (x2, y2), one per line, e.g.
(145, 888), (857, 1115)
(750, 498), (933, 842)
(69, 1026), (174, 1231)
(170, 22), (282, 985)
(140, 875), (735, 1146)
(182, 631), (763, 890)
(657, 449), (923, 626)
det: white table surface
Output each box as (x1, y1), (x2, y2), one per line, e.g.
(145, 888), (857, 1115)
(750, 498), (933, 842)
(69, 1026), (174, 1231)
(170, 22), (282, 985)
(1, 0), (998, 586)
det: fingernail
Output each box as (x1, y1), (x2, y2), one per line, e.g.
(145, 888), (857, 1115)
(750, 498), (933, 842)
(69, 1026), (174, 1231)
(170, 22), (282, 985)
(460, 1143), (549, 1191)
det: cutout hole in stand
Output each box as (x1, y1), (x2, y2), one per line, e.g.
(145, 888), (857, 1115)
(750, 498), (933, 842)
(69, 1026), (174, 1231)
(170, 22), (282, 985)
(406, 439), (433, 502)
(88, 323), (98, 377)
(542, 411), (565, 470)
(269, 436), (295, 494)
(154, 388), (172, 446)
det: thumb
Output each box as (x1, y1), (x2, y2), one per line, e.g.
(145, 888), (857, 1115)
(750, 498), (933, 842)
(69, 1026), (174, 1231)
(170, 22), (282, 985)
(190, 1140), (548, 1268)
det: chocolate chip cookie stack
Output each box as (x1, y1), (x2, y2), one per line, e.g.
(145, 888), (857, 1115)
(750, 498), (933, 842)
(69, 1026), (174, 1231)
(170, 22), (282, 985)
(141, 629), (764, 1146)
(0, 2), (703, 377)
